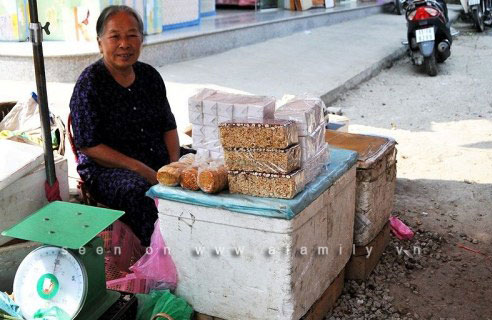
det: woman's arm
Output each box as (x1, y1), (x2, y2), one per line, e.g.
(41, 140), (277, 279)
(81, 144), (158, 185)
(164, 128), (180, 163)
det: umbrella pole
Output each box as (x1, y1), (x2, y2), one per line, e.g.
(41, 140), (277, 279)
(28, 0), (56, 186)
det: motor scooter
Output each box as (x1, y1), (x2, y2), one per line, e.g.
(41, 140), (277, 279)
(459, 0), (492, 32)
(404, 0), (452, 76)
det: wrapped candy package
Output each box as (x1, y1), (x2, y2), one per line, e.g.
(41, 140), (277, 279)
(302, 144), (330, 187)
(219, 119), (298, 149)
(275, 98), (325, 136)
(188, 89), (276, 159)
(228, 169), (305, 199)
(298, 124), (326, 163)
(224, 144), (301, 174)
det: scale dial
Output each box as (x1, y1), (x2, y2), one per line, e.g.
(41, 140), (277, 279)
(13, 246), (88, 319)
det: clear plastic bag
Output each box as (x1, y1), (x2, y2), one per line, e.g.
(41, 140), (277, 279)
(299, 124), (326, 164)
(197, 161), (228, 193)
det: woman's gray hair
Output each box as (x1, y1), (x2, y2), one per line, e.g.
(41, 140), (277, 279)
(96, 5), (144, 38)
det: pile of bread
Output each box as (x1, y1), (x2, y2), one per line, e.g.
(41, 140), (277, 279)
(156, 154), (227, 194)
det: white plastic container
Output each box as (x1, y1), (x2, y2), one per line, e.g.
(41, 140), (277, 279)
(0, 156), (69, 245)
(155, 163), (356, 319)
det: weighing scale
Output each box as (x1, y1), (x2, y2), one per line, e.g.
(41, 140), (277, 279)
(1, 201), (125, 319)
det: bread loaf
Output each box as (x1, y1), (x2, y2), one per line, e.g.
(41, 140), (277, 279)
(156, 162), (189, 186)
(180, 167), (200, 191)
(197, 165), (228, 193)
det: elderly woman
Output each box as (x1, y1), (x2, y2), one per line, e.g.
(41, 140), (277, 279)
(70, 5), (179, 245)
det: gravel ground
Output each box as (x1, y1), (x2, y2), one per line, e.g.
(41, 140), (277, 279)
(325, 18), (492, 320)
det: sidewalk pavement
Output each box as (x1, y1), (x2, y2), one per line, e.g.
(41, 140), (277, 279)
(0, 8), (460, 191)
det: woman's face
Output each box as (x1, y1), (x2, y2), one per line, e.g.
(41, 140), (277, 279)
(98, 11), (142, 73)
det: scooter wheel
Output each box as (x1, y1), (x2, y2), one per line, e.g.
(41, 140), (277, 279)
(472, 6), (485, 32)
(424, 54), (438, 76)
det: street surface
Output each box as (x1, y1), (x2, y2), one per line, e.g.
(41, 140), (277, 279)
(327, 18), (492, 320)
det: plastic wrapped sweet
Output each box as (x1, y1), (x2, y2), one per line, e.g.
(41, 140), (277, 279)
(302, 144), (330, 187)
(275, 98), (325, 136)
(199, 91), (276, 119)
(299, 124), (326, 163)
(197, 163), (228, 193)
(192, 124), (221, 149)
(180, 166), (200, 190)
(188, 88), (216, 125)
(224, 144), (300, 174)
(228, 169), (304, 199)
(178, 153), (196, 165)
(157, 162), (189, 187)
(219, 119), (298, 149)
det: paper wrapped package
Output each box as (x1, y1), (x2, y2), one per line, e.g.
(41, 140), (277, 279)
(188, 89), (277, 161)
(299, 124), (326, 163)
(275, 98), (324, 136)
(192, 125), (220, 149)
(219, 119), (298, 149)
(188, 88), (216, 125)
(200, 91), (275, 120)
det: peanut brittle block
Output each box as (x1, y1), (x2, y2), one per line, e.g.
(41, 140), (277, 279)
(219, 119), (298, 149)
(275, 98), (324, 136)
(224, 144), (300, 174)
(228, 169), (304, 199)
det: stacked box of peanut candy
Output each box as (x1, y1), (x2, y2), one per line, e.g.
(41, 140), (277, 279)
(274, 98), (329, 185)
(219, 119), (304, 199)
(188, 89), (276, 161)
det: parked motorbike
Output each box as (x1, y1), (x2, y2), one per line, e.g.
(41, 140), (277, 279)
(403, 0), (452, 76)
(460, 0), (492, 32)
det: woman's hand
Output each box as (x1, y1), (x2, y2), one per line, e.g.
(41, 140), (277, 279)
(134, 164), (158, 185)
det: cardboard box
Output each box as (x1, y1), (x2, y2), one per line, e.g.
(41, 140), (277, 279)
(325, 131), (397, 246)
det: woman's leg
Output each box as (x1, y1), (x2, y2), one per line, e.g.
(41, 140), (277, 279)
(88, 168), (157, 246)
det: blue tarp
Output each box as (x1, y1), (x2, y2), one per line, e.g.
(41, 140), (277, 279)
(146, 148), (357, 220)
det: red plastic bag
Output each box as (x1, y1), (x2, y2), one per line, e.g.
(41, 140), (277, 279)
(389, 216), (414, 240)
(129, 220), (178, 291)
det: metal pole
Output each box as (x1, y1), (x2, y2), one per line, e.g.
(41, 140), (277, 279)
(28, 0), (56, 186)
